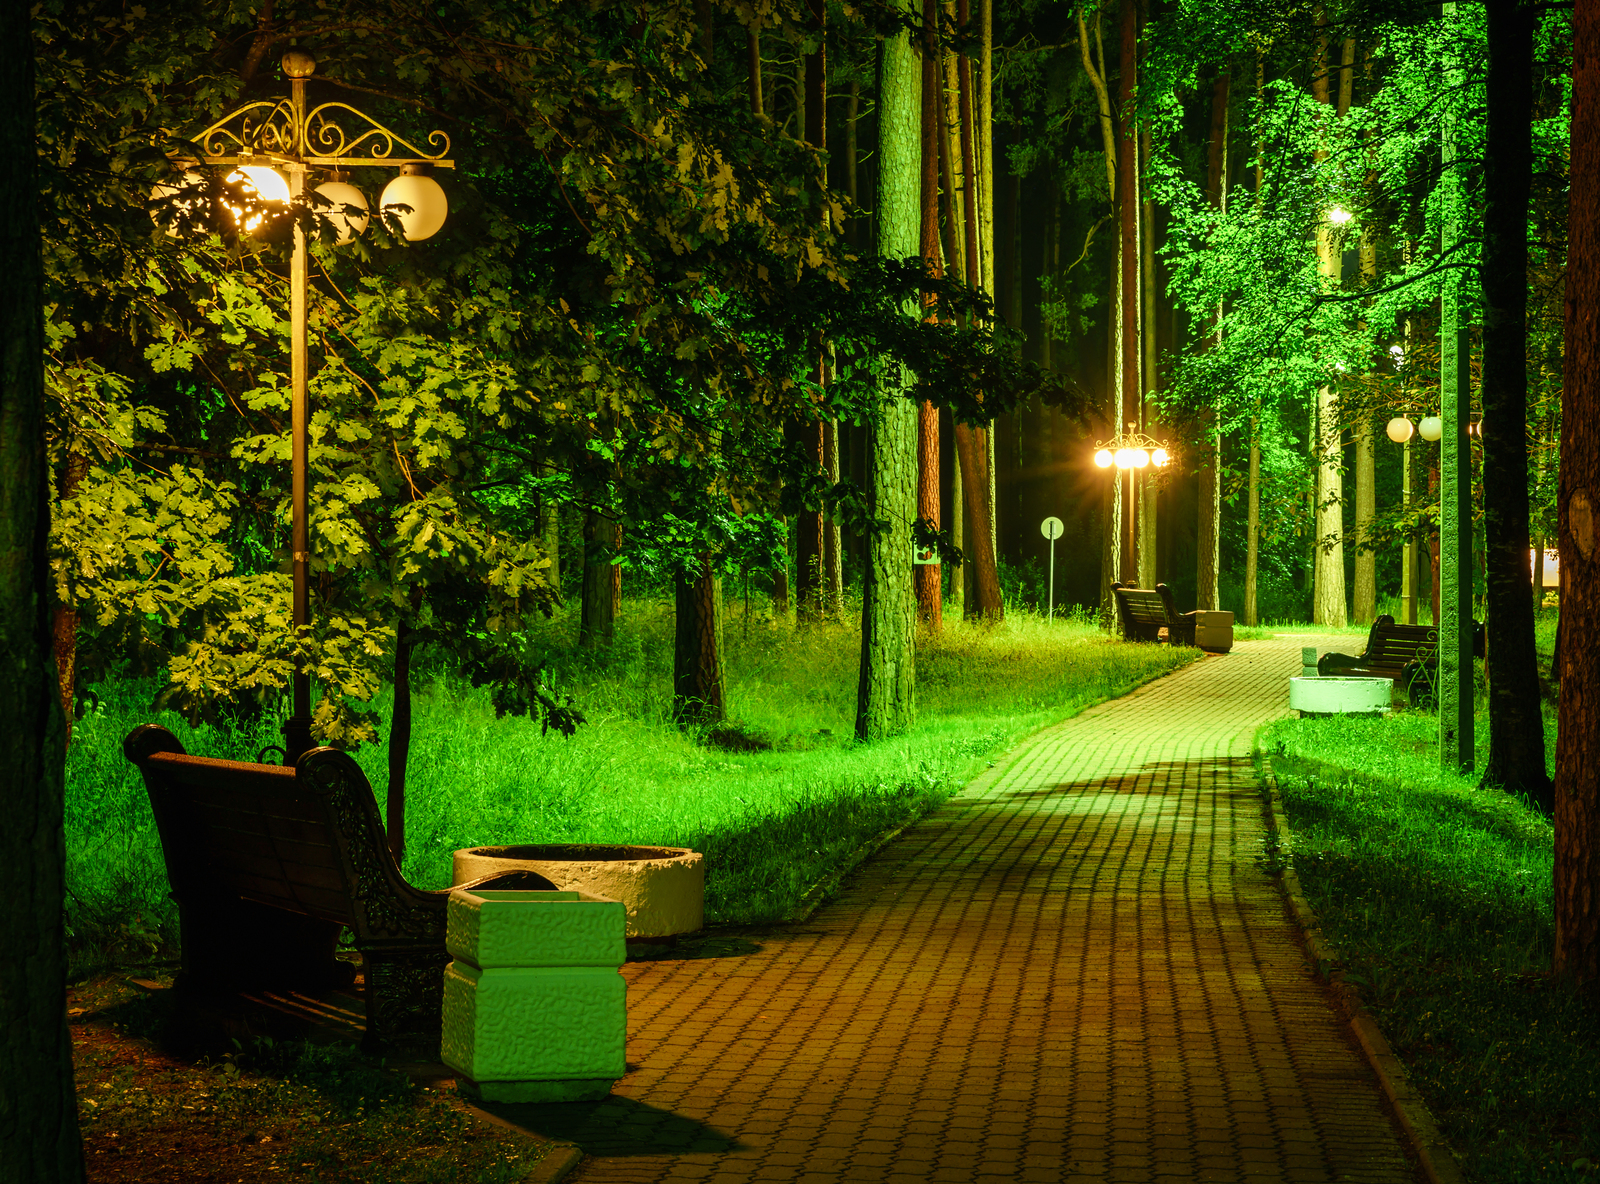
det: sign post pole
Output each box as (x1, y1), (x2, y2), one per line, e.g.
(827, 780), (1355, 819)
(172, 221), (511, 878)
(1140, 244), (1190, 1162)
(1040, 517), (1064, 623)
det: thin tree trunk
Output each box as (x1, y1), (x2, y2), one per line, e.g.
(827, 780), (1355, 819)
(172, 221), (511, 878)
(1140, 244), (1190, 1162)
(1197, 68), (1229, 611)
(747, 26), (763, 116)
(540, 461), (561, 595)
(1118, 0), (1141, 584)
(673, 555), (725, 726)
(50, 453), (87, 746)
(954, 424), (1002, 616)
(1354, 220), (1378, 625)
(1244, 51), (1265, 623)
(914, 0), (943, 629)
(1481, 0), (1551, 808)
(796, 0), (828, 627)
(1139, 121), (1158, 589)
(579, 511), (619, 647)
(0, 7), (84, 1172)
(1311, 18), (1347, 626)
(387, 624), (413, 865)
(824, 421), (843, 617)
(950, 417), (965, 617)
(858, 21), (920, 740)
(1245, 419), (1260, 625)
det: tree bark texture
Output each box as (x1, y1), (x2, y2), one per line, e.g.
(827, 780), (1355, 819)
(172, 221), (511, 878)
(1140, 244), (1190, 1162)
(858, 21), (920, 741)
(824, 421), (843, 617)
(1139, 122), (1158, 590)
(387, 625), (413, 865)
(1245, 422), (1261, 626)
(579, 512), (619, 648)
(1312, 30), (1346, 627)
(795, 0), (828, 626)
(1354, 420), (1376, 624)
(913, 0), (942, 628)
(793, 419), (826, 624)
(1117, 0), (1141, 584)
(674, 555), (725, 726)
(50, 453), (87, 746)
(1480, 0), (1551, 808)
(0, 5), (84, 1174)
(1556, 0), (1600, 986)
(1197, 69), (1229, 610)
(954, 424), (1002, 617)
(539, 467), (561, 596)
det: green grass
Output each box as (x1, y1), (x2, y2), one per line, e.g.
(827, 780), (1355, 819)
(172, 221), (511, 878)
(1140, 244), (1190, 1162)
(1258, 608), (1586, 1182)
(65, 599), (1196, 978)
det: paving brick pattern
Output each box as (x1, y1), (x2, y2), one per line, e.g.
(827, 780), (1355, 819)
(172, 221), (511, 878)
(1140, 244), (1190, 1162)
(522, 636), (1419, 1183)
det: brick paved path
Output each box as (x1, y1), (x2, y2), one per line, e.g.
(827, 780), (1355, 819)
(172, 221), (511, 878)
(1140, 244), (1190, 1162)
(502, 635), (1419, 1183)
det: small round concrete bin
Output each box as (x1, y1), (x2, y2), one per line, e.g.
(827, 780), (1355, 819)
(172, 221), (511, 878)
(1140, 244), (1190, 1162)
(1288, 676), (1392, 717)
(453, 844), (704, 940)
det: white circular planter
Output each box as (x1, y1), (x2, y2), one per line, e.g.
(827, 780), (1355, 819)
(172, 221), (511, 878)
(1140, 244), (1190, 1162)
(452, 844), (704, 940)
(1288, 676), (1392, 716)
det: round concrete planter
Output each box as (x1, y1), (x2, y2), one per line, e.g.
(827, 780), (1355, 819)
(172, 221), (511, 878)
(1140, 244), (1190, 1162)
(452, 844), (704, 939)
(1288, 676), (1392, 716)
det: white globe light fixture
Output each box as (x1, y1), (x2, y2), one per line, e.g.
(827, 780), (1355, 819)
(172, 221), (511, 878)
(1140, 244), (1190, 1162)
(380, 164), (448, 241)
(1419, 415), (1444, 443)
(1114, 448), (1132, 469)
(1094, 448), (1113, 468)
(1132, 448), (1150, 468)
(313, 179), (371, 244)
(1151, 448), (1169, 468)
(225, 165), (290, 234)
(1385, 417), (1414, 444)
(1327, 205), (1354, 225)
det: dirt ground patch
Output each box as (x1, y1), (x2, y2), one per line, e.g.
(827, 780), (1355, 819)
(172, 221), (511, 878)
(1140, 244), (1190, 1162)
(68, 971), (558, 1183)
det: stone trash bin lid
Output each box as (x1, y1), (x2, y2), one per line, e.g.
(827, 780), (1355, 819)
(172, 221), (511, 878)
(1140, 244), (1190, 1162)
(452, 844), (704, 940)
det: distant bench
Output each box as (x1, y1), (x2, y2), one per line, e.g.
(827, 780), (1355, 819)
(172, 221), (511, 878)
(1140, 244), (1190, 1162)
(1316, 614), (1485, 706)
(1110, 581), (1197, 646)
(124, 724), (554, 1054)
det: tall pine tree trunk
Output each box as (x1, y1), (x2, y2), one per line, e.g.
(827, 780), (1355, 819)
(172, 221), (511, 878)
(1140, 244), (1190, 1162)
(1481, 0), (1552, 808)
(1354, 226), (1378, 625)
(1197, 68), (1229, 611)
(796, 0), (829, 626)
(913, 0), (943, 629)
(1555, 0), (1600, 985)
(857, 17), (919, 740)
(1311, 20), (1347, 627)
(1117, 0), (1141, 584)
(0, 7), (84, 1172)
(1139, 122), (1159, 589)
(1245, 419), (1261, 625)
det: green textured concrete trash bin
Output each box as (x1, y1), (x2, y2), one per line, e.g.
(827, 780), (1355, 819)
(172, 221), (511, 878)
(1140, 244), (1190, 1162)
(442, 887), (627, 1103)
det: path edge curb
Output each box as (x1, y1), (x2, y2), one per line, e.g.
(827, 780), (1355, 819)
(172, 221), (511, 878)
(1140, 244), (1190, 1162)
(519, 1142), (584, 1184)
(1256, 751), (1466, 1184)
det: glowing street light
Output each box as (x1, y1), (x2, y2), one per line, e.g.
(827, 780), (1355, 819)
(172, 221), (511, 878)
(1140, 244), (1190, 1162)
(150, 50), (457, 767)
(1386, 417), (1415, 444)
(1091, 427), (1172, 588)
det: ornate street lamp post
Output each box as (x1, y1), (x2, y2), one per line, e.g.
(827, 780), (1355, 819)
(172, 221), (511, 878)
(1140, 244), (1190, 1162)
(155, 50), (455, 765)
(1093, 427), (1171, 585)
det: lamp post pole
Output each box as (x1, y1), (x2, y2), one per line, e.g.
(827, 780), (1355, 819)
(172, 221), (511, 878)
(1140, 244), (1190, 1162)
(285, 57), (314, 763)
(175, 49), (455, 766)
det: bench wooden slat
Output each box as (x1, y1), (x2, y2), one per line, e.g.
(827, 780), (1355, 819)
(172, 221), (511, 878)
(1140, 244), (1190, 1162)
(1110, 582), (1197, 646)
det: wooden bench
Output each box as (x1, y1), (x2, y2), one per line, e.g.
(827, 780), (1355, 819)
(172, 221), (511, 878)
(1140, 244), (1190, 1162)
(123, 724), (557, 1054)
(1110, 581), (1197, 646)
(1316, 614), (1485, 705)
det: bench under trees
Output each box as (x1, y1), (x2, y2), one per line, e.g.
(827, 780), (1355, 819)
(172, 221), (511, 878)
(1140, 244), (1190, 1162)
(1110, 582), (1198, 646)
(1316, 614), (1486, 706)
(123, 724), (555, 1054)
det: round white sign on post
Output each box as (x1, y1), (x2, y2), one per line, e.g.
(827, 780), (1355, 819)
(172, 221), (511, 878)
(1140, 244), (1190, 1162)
(1040, 516), (1064, 541)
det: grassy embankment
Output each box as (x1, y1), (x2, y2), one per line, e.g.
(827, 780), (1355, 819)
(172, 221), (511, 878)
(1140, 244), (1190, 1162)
(66, 598), (1196, 978)
(1260, 609), (1594, 1183)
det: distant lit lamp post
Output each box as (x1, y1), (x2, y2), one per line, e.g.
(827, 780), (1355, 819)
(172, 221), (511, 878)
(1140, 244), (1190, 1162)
(152, 50), (455, 765)
(1093, 427), (1171, 584)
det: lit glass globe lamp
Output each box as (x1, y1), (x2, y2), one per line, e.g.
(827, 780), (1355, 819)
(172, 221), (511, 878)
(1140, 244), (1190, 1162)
(380, 164), (449, 241)
(1385, 417), (1414, 444)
